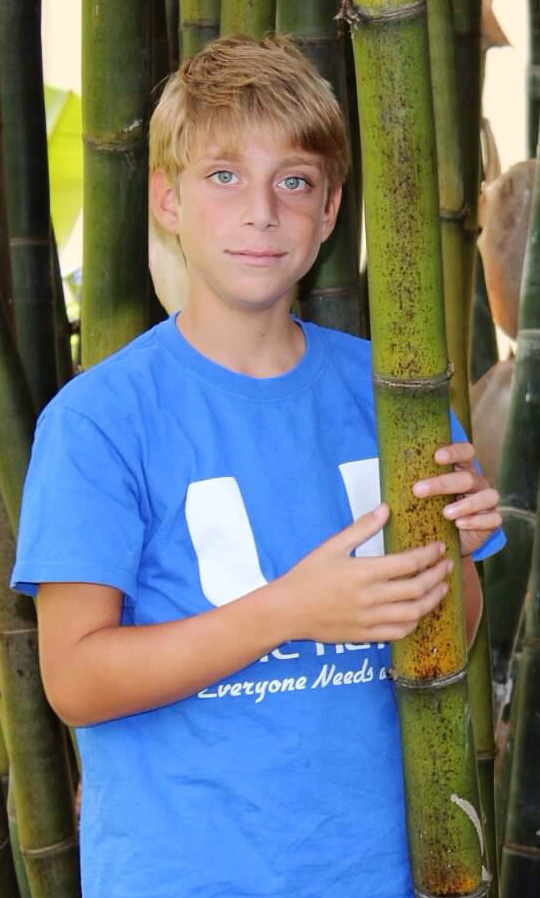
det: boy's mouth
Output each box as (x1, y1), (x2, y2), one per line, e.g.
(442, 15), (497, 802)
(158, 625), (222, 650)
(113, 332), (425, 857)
(225, 249), (287, 266)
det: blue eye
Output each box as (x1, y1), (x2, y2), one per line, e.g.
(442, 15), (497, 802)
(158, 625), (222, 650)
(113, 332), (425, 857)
(279, 176), (308, 191)
(210, 171), (236, 184)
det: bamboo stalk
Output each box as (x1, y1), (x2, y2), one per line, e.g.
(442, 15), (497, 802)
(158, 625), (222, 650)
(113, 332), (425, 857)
(7, 780), (31, 898)
(0, 0), (58, 411)
(427, 0), (469, 433)
(470, 256), (498, 385)
(82, 0), (154, 368)
(484, 134), (540, 722)
(0, 746), (20, 898)
(165, 0), (180, 68)
(0, 497), (80, 898)
(528, 0), (540, 160)
(451, 0), (482, 399)
(275, 0), (361, 336)
(181, 0), (220, 57)
(342, 2), (489, 893)
(0, 94), (13, 336)
(220, 0), (275, 39)
(499, 482), (540, 898)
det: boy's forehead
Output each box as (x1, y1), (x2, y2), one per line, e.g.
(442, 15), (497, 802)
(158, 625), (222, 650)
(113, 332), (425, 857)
(188, 125), (324, 169)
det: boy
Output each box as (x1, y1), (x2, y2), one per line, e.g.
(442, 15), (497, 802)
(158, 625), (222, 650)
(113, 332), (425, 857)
(12, 35), (503, 898)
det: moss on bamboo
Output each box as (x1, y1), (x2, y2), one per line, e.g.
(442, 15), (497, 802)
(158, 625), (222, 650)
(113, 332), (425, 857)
(342, 1), (489, 893)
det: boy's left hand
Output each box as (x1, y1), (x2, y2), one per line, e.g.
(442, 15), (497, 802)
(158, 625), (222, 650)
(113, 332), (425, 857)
(412, 442), (502, 559)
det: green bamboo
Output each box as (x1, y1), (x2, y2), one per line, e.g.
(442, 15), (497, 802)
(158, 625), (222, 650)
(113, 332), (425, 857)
(0, 722), (20, 898)
(470, 255), (498, 385)
(528, 0), (540, 160)
(484, 135), (540, 721)
(428, 7), (498, 890)
(152, 0), (172, 86)
(0, 497), (80, 898)
(427, 0), (469, 431)
(181, 0), (220, 57)
(275, 0), (361, 336)
(0, 97), (13, 336)
(82, 0), (154, 368)
(7, 781), (31, 898)
(499, 483), (540, 898)
(165, 0), (180, 68)
(343, 1), (488, 894)
(451, 0), (482, 399)
(0, 0), (58, 411)
(220, 0), (275, 39)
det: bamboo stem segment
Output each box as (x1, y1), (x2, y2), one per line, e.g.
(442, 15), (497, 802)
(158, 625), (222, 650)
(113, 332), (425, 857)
(342, 1), (489, 893)
(220, 0), (275, 39)
(181, 0), (220, 57)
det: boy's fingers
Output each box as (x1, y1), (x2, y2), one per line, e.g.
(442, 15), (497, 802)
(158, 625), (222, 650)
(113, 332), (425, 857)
(434, 442), (475, 466)
(444, 487), (500, 520)
(358, 539), (447, 583)
(326, 503), (390, 556)
(369, 558), (452, 605)
(413, 469), (477, 498)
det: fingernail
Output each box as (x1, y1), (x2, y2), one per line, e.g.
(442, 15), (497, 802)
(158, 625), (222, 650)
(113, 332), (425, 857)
(413, 482), (428, 497)
(439, 543), (447, 557)
(447, 559), (454, 574)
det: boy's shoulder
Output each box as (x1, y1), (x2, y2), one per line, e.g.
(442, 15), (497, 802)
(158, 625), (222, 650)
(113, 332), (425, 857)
(303, 320), (372, 378)
(42, 316), (173, 421)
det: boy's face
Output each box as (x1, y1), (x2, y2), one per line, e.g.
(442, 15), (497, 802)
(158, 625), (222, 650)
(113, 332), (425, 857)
(151, 125), (341, 315)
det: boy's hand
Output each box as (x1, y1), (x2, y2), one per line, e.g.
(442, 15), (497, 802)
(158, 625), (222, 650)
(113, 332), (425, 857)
(283, 504), (452, 645)
(412, 441), (502, 559)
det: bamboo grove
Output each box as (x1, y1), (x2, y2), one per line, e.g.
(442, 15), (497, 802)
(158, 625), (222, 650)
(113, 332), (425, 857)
(0, 1), (538, 897)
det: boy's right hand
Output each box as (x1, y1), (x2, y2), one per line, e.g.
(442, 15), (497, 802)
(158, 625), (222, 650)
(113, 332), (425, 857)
(281, 503), (452, 645)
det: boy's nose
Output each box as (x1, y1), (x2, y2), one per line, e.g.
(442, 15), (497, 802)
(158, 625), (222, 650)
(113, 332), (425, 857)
(241, 182), (279, 229)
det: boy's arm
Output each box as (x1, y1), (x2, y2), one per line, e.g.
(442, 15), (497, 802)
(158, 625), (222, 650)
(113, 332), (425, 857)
(37, 504), (452, 727)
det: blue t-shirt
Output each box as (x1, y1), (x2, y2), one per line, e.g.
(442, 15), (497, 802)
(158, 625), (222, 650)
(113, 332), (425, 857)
(11, 316), (503, 898)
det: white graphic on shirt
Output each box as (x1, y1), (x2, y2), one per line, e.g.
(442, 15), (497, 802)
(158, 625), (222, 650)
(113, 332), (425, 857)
(185, 459), (383, 608)
(338, 458), (384, 557)
(185, 477), (267, 606)
(184, 461), (389, 702)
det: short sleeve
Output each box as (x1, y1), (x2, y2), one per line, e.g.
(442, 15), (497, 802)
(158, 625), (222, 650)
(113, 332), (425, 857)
(11, 403), (145, 599)
(449, 412), (506, 562)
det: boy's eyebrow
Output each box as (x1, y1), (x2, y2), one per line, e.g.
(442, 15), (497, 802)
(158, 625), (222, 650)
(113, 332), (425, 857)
(196, 150), (323, 170)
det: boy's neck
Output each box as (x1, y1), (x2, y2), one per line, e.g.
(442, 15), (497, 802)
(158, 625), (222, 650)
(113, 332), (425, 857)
(176, 299), (305, 378)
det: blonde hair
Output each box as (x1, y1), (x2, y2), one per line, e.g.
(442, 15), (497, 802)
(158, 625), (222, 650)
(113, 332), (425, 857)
(149, 34), (349, 194)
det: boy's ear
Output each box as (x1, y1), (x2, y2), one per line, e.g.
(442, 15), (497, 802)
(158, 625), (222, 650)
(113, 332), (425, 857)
(320, 186), (342, 243)
(149, 170), (179, 235)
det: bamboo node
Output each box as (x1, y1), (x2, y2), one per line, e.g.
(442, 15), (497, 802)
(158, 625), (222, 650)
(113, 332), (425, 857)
(337, 0), (425, 28)
(372, 364), (454, 391)
(415, 883), (489, 898)
(391, 665), (467, 691)
(21, 833), (78, 858)
(439, 205), (467, 224)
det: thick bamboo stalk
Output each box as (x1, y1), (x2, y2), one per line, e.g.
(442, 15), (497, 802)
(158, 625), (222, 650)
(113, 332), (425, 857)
(0, 0), (58, 411)
(484, 136), (540, 720)
(528, 0), (540, 160)
(82, 0), (154, 368)
(181, 0), (220, 57)
(342, 2), (489, 894)
(220, 0), (275, 39)
(275, 0), (361, 336)
(0, 498), (80, 898)
(499, 481), (540, 898)
(7, 780), (31, 898)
